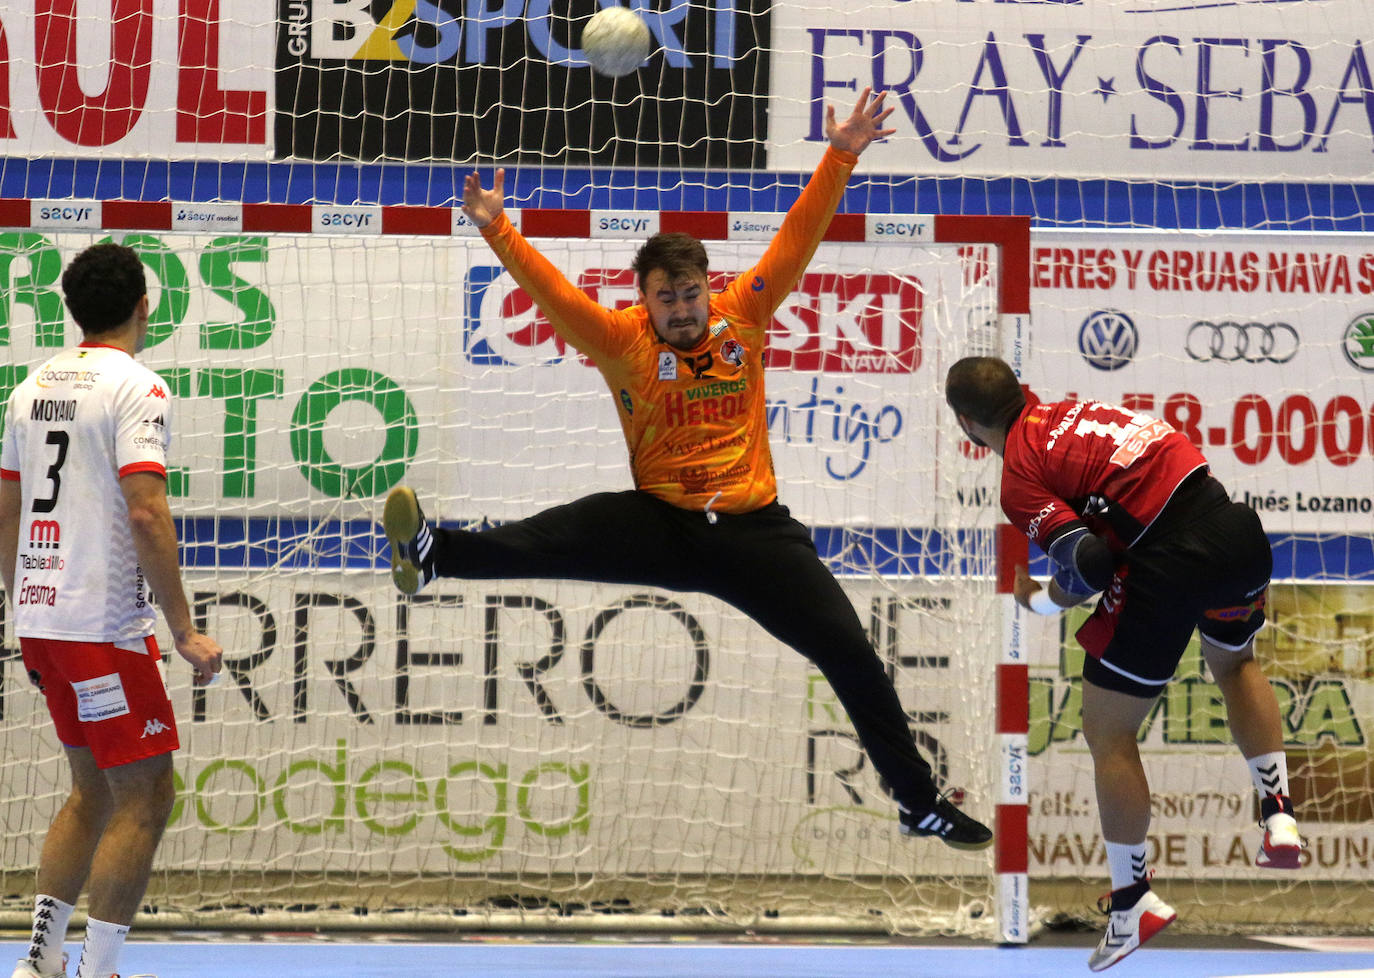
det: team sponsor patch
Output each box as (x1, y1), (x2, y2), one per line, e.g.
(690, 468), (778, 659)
(72, 673), (131, 723)
(658, 351), (678, 381)
(719, 339), (746, 366)
(709, 318), (729, 337)
(1204, 592), (1267, 622)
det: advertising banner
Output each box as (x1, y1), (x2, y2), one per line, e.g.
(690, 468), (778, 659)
(275, 0), (770, 167)
(770, 0), (1374, 181)
(1025, 229), (1374, 534)
(1027, 585), (1372, 881)
(0, 1), (273, 159)
(0, 572), (996, 879)
(0, 228), (996, 879)
(1024, 228), (1373, 883)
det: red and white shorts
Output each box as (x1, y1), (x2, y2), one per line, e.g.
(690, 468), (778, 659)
(21, 635), (180, 769)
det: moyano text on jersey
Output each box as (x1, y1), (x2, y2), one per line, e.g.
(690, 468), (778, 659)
(1, 343), (172, 641)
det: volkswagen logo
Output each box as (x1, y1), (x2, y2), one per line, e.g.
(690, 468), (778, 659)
(1343, 313), (1374, 372)
(1186, 321), (1298, 363)
(1078, 310), (1138, 371)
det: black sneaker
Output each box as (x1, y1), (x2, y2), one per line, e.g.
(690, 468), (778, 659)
(383, 486), (436, 595)
(898, 793), (993, 851)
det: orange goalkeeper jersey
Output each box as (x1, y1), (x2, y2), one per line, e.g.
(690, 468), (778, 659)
(479, 146), (858, 515)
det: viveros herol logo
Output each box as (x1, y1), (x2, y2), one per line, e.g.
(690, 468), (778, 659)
(1077, 309), (1138, 371)
(464, 267), (641, 366)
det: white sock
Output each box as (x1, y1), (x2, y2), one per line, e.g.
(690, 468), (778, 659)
(1247, 751), (1290, 801)
(26, 894), (75, 975)
(1104, 840), (1149, 892)
(74, 917), (129, 978)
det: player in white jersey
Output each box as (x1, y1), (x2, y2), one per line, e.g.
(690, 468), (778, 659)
(0, 244), (222, 978)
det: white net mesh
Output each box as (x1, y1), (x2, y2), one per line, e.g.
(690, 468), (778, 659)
(1, 0), (1370, 938)
(0, 231), (1007, 934)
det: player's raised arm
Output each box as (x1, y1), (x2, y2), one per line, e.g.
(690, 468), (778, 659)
(462, 167), (506, 229)
(722, 89), (893, 323)
(825, 86), (896, 157)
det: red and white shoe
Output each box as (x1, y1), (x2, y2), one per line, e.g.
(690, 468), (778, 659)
(1088, 887), (1177, 971)
(1256, 811), (1305, 869)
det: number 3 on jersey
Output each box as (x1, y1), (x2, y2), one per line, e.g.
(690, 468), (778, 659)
(32, 430), (69, 513)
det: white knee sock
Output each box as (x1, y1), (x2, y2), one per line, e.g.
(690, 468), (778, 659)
(74, 917), (129, 978)
(1104, 840), (1149, 892)
(26, 894), (74, 975)
(1247, 751), (1290, 800)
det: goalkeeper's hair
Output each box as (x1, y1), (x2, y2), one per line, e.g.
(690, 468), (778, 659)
(633, 233), (709, 292)
(62, 242), (146, 335)
(945, 356), (1026, 433)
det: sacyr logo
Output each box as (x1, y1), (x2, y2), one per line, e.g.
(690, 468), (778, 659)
(1078, 309), (1137, 371)
(1341, 313), (1374, 372)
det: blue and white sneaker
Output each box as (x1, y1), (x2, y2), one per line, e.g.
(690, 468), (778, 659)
(383, 486), (437, 595)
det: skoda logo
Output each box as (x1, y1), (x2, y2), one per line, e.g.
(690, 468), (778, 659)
(1186, 321), (1299, 364)
(1078, 310), (1138, 371)
(1343, 313), (1374, 372)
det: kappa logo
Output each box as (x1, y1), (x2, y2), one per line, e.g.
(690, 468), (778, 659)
(146, 385), (168, 400)
(141, 717), (171, 738)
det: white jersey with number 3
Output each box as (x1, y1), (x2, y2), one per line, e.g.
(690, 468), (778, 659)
(1, 343), (171, 642)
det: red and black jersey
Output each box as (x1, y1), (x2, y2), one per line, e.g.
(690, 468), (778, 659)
(1000, 392), (1208, 552)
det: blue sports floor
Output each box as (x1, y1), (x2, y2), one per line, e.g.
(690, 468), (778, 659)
(5, 933), (1372, 978)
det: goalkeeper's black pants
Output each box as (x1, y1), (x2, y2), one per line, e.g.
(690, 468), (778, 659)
(430, 489), (942, 811)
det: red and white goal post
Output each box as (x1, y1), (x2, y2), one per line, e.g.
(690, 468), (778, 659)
(0, 202), (1035, 941)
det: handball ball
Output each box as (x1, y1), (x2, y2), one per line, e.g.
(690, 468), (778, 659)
(582, 6), (652, 78)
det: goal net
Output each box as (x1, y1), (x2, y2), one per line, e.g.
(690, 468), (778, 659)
(0, 220), (1012, 936)
(1, 0), (1371, 942)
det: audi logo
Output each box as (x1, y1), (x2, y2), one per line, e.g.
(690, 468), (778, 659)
(1186, 321), (1299, 363)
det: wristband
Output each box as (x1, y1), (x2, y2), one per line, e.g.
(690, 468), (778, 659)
(1027, 588), (1061, 616)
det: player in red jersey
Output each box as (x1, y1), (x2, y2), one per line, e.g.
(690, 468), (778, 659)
(383, 89), (993, 851)
(944, 356), (1305, 971)
(1, 244), (222, 978)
